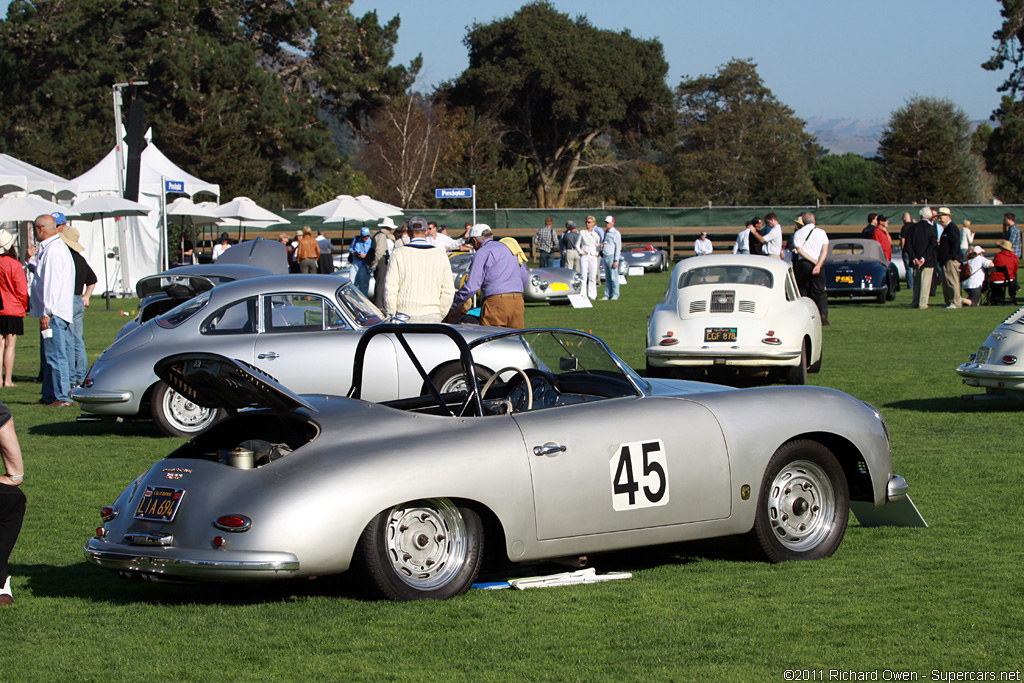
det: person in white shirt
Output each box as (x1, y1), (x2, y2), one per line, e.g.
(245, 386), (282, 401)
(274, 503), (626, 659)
(577, 219), (602, 299)
(29, 214), (75, 405)
(750, 213), (783, 258)
(694, 232), (713, 256)
(791, 212), (829, 325)
(732, 222), (753, 254)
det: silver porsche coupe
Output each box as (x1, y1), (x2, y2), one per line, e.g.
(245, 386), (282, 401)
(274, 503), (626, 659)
(85, 325), (921, 601)
(72, 276), (516, 437)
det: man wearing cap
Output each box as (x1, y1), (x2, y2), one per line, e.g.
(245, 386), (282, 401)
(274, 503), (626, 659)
(447, 224), (529, 328)
(560, 221), (581, 272)
(906, 207), (938, 308)
(384, 216), (454, 323)
(600, 215), (622, 300)
(962, 245), (991, 307)
(694, 231), (713, 256)
(534, 218), (558, 268)
(936, 207), (963, 308)
(29, 214), (74, 406)
(315, 231), (333, 274)
(349, 226), (373, 295)
(60, 226), (97, 387)
(370, 218), (396, 309)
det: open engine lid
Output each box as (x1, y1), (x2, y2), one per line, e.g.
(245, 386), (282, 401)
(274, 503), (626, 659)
(154, 353), (315, 415)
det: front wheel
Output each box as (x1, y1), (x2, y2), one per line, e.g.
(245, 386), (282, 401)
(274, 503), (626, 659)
(150, 381), (223, 437)
(358, 499), (484, 601)
(749, 440), (849, 562)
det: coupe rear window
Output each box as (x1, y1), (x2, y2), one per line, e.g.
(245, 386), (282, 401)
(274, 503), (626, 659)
(679, 266), (773, 289)
(155, 293), (210, 329)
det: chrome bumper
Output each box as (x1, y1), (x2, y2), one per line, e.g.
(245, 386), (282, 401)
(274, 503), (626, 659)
(84, 538), (300, 581)
(71, 387), (132, 404)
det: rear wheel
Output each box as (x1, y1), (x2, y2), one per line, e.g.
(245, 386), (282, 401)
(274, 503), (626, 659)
(150, 381), (223, 437)
(358, 498), (484, 601)
(749, 440), (849, 562)
(786, 344), (808, 385)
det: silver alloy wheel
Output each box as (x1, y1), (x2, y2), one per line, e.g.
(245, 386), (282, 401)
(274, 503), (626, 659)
(162, 388), (218, 433)
(764, 460), (836, 552)
(383, 499), (469, 590)
(438, 374), (469, 394)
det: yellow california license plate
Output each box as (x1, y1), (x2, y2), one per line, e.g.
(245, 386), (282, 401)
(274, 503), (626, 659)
(135, 486), (185, 522)
(550, 282), (568, 291)
(705, 327), (737, 342)
(835, 275), (854, 284)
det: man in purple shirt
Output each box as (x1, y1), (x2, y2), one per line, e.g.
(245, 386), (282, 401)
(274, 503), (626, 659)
(446, 224), (529, 328)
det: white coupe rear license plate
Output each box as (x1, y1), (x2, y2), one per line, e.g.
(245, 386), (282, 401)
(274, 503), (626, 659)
(976, 346), (992, 364)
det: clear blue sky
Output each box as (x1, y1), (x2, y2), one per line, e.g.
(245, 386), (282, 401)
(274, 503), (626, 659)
(0, 0), (1008, 123)
(348, 0), (1007, 123)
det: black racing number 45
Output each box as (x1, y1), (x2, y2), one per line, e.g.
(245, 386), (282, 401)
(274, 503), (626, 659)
(610, 440), (670, 511)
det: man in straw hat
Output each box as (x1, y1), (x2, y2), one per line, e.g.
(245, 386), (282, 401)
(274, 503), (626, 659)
(936, 207), (963, 309)
(60, 226), (97, 387)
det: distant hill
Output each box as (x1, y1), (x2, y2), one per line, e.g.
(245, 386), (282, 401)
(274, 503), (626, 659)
(805, 118), (886, 157)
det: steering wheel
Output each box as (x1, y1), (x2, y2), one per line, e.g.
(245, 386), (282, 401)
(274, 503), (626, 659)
(480, 366), (532, 412)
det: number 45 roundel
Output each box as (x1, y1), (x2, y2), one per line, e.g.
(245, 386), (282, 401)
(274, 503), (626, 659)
(609, 440), (669, 511)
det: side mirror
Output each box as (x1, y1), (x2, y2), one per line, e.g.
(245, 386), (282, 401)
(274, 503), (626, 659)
(559, 356), (578, 372)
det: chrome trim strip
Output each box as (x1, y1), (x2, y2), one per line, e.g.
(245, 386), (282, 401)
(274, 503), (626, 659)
(646, 347), (800, 360)
(84, 541), (300, 574)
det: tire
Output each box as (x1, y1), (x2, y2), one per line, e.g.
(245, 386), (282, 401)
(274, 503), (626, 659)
(358, 498), (484, 601)
(150, 381), (222, 438)
(808, 345), (822, 374)
(425, 361), (493, 396)
(876, 290), (887, 304)
(786, 343), (808, 385)
(749, 440), (849, 562)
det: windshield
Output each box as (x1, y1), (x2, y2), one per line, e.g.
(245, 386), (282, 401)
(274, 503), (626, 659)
(336, 283), (386, 327)
(156, 292), (211, 329)
(474, 330), (647, 393)
(679, 266), (773, 289)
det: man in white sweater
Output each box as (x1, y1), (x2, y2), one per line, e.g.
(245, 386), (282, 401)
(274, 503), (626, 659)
(384, 216), (455, 322)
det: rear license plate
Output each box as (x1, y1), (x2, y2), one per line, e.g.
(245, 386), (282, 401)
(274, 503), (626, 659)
(705, 327), (737, 342)
(835, 275), (854, 284)
(550, 282), (568, 291)
(976, 346), (992, 364)
(135, 486), (185, 522)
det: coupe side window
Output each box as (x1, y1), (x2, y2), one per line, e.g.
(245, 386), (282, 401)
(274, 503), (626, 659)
(785, 272), (799, 302)
(265, 294), (347, 332)
(200, 297), (257, 335)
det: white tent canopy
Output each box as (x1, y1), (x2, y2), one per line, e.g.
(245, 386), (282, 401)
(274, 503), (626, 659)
(71, 141), (220, 294)
(0, 153), (77, 200)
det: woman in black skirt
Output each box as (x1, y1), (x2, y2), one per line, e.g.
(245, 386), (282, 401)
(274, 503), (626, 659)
(0, 231), (28, 388)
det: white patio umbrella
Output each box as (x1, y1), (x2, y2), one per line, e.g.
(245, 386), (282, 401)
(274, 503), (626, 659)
(300, 194), (394, 246)
(0, 172), (27, 197)
(355, 195), (404, 218)
(0, 194), (80, 223)
(71, 195), (151, 310)
(212, 197), (288, 242)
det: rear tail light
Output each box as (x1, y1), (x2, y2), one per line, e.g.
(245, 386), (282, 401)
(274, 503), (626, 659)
(95, 527), (108, 538)
(214, 515), (252, 532)
(1002, 355), (1017, 365)
(100, 506), (118, 522)
(761, 337), (781, 345)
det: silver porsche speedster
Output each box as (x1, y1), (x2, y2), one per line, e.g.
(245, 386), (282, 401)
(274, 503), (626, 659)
(85, 325), (921, 601)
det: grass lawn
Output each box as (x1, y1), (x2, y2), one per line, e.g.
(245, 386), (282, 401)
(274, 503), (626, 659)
(0, 277), (1021, 682)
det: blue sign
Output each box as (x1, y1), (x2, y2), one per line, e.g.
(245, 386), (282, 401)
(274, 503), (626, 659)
(165, 180), (184, 193)
(435, 188), (473, 199)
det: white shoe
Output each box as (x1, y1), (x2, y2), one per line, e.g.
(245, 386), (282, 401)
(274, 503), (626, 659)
(600, 296), (609, 301)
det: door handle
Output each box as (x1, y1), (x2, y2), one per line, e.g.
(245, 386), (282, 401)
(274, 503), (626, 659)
(533, 443), (566, 457)
(257, 352), (280, 360)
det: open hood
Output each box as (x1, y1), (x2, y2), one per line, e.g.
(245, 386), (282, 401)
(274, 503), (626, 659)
(154, 353), (315, 416)
(135, 264), (274, 299)
(216, 237), (289, 274)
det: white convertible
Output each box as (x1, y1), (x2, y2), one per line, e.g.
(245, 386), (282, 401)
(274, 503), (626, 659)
(645, 255), (823, 384)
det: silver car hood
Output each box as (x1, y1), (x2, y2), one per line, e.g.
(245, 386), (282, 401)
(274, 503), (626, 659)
(154, 353), (316, 415)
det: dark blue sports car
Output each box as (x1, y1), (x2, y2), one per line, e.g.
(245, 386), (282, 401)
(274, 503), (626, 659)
(824, 238), (900, 303)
